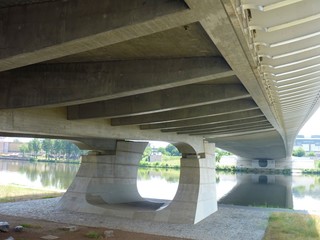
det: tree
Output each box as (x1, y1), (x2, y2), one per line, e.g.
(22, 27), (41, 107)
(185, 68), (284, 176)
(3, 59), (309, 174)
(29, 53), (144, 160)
(308, 151), (316, 157)
(19, 144), (29, 157)
(158, 147), (167, 155)
(28, 138), (41, 159)
(165, 144), (181, 156)
(142, 144), (152, 161)
(53, 140), (62, 159)
(292, 147), (305, 157)
(42, 139), (53, 160)
(215, 148), (231, 162)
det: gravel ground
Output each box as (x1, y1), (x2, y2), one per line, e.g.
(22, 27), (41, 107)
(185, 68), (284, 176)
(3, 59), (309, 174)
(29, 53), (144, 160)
(0, 198), (276, 240)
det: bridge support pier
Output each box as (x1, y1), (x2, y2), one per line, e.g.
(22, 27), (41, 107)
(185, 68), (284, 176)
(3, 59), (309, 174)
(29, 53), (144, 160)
(57, 140), (217, 224)
(237, 158), (292, 169)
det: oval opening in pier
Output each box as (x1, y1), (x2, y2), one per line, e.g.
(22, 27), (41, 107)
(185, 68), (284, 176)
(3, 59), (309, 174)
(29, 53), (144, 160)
(137, 141), (180, 203)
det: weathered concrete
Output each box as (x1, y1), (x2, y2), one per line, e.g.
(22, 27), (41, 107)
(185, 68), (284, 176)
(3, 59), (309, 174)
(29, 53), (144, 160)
(111, 99), (259, 126)
(140, 109), (264, 130)
(0, 57), (233, 108)
(68, 84), (249, 119)
(0, 0), (300, 165)
(58, 140), (217, 224)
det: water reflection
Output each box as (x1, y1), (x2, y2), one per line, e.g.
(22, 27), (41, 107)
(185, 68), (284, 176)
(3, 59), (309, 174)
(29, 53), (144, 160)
(1, 160), (320, 211)
(137, 168), (179, 200)
(218, 174), (293, 208)
(0, 160), (79, 190)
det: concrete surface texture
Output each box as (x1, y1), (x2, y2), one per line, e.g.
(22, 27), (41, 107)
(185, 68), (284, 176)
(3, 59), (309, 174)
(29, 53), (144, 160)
(58, 141), (217, 224)
(1, 0), (320, 224)
(1, 0), (318, 162)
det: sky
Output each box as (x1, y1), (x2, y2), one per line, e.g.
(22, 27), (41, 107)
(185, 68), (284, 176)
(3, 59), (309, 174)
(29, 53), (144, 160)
(298, 108), (320, 137)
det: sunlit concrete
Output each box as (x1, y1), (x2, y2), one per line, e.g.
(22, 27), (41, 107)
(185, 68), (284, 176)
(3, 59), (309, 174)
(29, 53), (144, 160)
(58, 141), (217, 224)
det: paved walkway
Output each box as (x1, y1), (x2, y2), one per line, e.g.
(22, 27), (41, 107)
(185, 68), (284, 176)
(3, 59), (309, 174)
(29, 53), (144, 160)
(0, 198), (300, 240)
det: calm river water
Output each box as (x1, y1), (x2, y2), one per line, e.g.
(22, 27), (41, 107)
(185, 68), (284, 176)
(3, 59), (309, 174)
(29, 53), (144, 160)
(1, 160), (320, 211)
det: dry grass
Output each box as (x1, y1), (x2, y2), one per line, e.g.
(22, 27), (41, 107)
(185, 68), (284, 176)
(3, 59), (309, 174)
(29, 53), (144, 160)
(264, 212), (320, 240)
(0, 184), (63, 202)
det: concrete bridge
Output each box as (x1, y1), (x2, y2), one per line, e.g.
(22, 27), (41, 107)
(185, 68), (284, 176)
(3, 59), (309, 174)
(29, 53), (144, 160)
(1, 0), (319, 224)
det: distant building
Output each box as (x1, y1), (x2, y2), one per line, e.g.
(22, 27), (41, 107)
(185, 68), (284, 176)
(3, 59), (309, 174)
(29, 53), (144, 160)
(0, 138), (24, 154)
(294, 135), (320, 153)
(149, 147), (162, 162)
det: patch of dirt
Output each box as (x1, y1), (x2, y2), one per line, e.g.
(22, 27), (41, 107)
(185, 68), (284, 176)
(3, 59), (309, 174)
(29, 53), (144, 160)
(0, 214), (187, 240)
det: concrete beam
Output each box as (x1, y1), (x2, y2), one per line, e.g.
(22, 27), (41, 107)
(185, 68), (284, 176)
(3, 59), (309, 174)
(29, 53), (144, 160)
(211, 130), (286, 160)
(0, 57), (233, 108)
(0, 0), (197, 71)
(0, 107), (206, 152)
(68, 84), (249, 120)
(111, 98), (258, 126)
(186, 0), (284, 138)
(140, 109), (263, 130)
(207, 128), (276, 139)
(189, 122), (273, 136)
(161, 116), (268, 133)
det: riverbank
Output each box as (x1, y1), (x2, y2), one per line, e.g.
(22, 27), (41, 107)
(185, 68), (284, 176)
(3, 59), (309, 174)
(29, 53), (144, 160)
(0, 198), (269, 240)
(0, 185), (63, 203)
(2, 198), (320, 240)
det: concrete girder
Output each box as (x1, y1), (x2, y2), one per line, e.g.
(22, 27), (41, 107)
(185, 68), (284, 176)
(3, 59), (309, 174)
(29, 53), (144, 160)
(0, 107), (206, 152)
(0, 57), (233, 108)
(188, 122), (273, 136)
(211, 130), (286, 160)
(161, 116), (268, 133)
(205, 128), (276, 139)
(140, 109), (264, 130)
(111, 98), (258, 126)
(0, 0), (197, 71)
(188, 0), (284, 138)
(68, 84), (249, 120)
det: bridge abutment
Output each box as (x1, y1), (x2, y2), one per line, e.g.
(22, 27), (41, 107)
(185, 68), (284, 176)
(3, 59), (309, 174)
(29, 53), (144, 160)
(57, 140), (217, 224)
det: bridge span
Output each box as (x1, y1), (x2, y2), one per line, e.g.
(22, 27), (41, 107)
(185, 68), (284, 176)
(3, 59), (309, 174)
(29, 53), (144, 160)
(1, 0), (319, 223)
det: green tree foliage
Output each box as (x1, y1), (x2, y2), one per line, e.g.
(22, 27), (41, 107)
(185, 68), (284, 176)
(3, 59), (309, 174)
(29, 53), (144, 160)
(53, 139), (62, 159)
(215, 148), (231, 162)
(19, 144), (29, 157)
(20, 138), (81, 161)
(158, 147), (167, 155)
(28, 138), (41, 159)
(292, 147), (305, 157)
(165, 144), (181, 156)
(41, 139), (53, 160)
(142, 144), (152, 161)
(307, 151), (316, 157)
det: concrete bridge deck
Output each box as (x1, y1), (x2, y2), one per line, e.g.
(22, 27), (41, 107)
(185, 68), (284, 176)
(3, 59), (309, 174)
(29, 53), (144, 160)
(1, 0), (320, 223)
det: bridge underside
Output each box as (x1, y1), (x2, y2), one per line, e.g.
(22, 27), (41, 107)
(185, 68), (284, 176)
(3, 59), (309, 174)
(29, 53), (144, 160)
(0, 0), (291, 160)
(1, 0), (320, 223)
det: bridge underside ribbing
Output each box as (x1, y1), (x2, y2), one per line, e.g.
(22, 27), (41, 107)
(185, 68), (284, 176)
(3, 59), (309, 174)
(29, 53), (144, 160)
(1, 0), (320, 223)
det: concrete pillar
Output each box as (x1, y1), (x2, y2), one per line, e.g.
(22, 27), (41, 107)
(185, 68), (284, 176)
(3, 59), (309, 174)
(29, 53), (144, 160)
(237, 157), (292, 169)
(57, 140), (217, 224)
(57, 140), (147, 214)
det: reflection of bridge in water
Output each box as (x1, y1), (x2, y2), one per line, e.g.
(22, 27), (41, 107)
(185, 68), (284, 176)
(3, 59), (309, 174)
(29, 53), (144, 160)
(219, 174), (293, 209)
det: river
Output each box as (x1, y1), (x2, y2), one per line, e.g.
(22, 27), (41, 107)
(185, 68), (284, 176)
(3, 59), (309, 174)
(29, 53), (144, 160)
(1, 159), (320, 211)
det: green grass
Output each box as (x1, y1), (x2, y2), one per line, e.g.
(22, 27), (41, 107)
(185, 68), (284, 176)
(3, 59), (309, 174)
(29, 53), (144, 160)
(139, 156), (181, 168)
(20, 223), (42, 229)
(0, 184), (63, 202)
(85, 231), (103, 239)
(264, 212), (320, 240)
